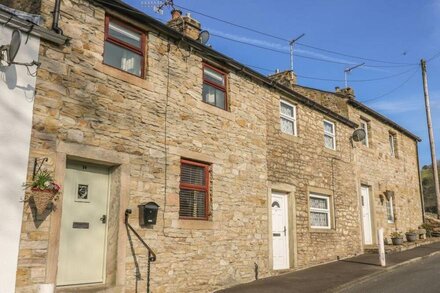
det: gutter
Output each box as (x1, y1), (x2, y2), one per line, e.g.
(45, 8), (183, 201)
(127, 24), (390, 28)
(0, 8), (68, 45)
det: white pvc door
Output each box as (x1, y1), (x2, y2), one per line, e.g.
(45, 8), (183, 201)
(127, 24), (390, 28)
(57, 162), (110, 286)
(272, 193), (289, 270)
(361, 186), (373, 245)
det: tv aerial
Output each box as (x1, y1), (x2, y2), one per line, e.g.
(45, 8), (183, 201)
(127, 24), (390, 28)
(197, 30), (210, 45)
(142, 0), (175, 15)
(0, 29), (41, 74)
(0, 29), (22, 64)
(344, 63), (364, 88)
(351, 128), (366, 142)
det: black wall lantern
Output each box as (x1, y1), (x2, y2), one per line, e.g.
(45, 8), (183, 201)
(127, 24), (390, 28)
(138, 202), (160, 226)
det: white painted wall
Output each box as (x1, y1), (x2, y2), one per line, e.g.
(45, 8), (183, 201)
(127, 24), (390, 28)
(0, 25), (40, 293)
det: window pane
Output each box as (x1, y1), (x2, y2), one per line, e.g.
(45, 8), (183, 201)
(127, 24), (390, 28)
(310, 212), (329, 227)
(281, 117), (294, 135)
(386, 200), (394, 222)
(281, 102), (294, 118)
(179, 189), (206, 218)
(104, 41), (142, 76)
(203, 84), (226, 109)
(324, 121), (334, 134)
(324, 134), (335, 149)
(109, 21), (141, 48)
(204, 67), (225, 87)
(310, 197), (328, 209)
(181, 163), (205, 186)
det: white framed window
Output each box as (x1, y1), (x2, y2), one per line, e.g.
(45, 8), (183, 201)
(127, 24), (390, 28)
(309, 193), (331, 229)
(280, 100), (297, 136)
(386, 196), (395, 223)
(323, 120), (336, 150)
(389, 133), (397, 157)
(360, 120), (369, 147)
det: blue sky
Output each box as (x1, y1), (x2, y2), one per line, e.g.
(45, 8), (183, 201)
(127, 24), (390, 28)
(125, 0), (440, 166)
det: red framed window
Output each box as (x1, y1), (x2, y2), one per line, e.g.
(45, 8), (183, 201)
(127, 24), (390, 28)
(202, 64), (227, 110)
(104, 16), (145, 77)
(179, 159), (210, 220)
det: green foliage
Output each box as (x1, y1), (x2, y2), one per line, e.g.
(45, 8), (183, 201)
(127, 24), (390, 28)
(24, 170), (61, 193)
(390, 231), (403, 238)
(422, 161), (440, 213)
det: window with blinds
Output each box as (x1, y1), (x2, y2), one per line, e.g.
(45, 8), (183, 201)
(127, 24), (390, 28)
(179, 159), (210, 219)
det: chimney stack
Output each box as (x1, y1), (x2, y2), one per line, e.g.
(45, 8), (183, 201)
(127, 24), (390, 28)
(268, 70), (297, 89)
(335, 87), (355, 99)
(167, 9), (201, 40)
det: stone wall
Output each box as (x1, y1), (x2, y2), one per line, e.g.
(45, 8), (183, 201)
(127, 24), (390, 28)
(266, 96), (363, 267)
(0, 0), (41, 14)
(16, 0), (273, 292)
(291, 85), (423, 243)
(293, 85), (349, 118)
(347, 106), (423, 241)
(13, 0), (423, 292)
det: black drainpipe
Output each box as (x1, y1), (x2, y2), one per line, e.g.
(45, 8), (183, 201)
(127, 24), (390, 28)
(416, 142), (426, 223)
(52, 0), (63, 35)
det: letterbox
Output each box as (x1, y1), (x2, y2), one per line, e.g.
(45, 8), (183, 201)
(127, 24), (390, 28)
(138, 202), (160, 226)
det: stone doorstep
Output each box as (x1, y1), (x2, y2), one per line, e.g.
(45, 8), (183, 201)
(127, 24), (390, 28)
(364, 237), (440, 254)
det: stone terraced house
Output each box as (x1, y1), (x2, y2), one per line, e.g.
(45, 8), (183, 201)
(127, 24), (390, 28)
(1, 0), (424, 292)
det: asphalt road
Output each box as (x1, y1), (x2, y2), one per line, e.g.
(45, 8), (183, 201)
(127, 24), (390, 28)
(339, 253), (440, 293)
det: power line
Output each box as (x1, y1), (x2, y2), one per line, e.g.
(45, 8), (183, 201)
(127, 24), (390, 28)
(359, 69), (419, 103)
(427, 50), (440, 62)
(245, 63), (416, 83)
(175, 4), (417, 66)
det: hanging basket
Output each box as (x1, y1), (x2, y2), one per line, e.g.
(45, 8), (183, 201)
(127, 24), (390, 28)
(31, 189), (56, 215)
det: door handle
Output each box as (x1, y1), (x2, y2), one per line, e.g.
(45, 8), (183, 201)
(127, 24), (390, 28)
(100, 215), (107, 224)
(283, 226), (286, 236)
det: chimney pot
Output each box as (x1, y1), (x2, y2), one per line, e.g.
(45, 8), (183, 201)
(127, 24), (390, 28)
(167, 9), (201, 40)
(171, 9), (182, 20)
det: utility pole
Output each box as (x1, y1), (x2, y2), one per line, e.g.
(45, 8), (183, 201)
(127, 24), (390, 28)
(421, 59), (440, 218)
(289, 33), (305, 71)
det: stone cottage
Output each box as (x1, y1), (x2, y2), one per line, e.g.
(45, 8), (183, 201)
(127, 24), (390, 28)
(2, 0), (423, 292)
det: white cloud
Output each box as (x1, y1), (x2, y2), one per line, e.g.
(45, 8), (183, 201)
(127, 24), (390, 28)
(368, 99), (423, 114)
(206, 28), (389, 73)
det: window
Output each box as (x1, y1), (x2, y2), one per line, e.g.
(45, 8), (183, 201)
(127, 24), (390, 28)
(360, 119), (369, 147)
(386, 196), (395, 223)
(280, 101), (297, 136)
(389, 133), (397, 157)
(179, 159), (210, 220)
(323, 120), (336, 150)
(202, 64), (227, 110)
(309, 193), (331, 229)
(104, 16), (145, 77)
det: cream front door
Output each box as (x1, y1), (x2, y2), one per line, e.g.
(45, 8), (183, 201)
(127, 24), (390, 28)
(272, 193), (289, 270)
(361, 185), (373, 245)
(57, 162), (110, 286)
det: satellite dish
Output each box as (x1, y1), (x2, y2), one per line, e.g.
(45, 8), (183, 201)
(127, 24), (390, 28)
(198, 30), (210, 45)
(352, 128), (366, 142)
(8, 30), (22, 64)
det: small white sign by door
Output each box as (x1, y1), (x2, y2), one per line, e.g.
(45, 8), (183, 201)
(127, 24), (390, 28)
(57, 162), (110, 286)
(272, 193), (289, 270)
(361, 186), (373, 245)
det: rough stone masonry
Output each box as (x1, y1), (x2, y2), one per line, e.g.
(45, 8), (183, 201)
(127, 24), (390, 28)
(8, 0), (423, 292)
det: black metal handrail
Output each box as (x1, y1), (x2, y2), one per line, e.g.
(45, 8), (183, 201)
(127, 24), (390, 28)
(125, 209), (156, 292)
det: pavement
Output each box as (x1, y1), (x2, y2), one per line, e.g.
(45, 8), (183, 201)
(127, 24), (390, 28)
(218, 241), (440, 293)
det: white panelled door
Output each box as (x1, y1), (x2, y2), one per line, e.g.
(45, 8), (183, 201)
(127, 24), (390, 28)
(361, 186), (373, 245)
(272, 193), (289, 270)
(57, 162), (110, 286)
